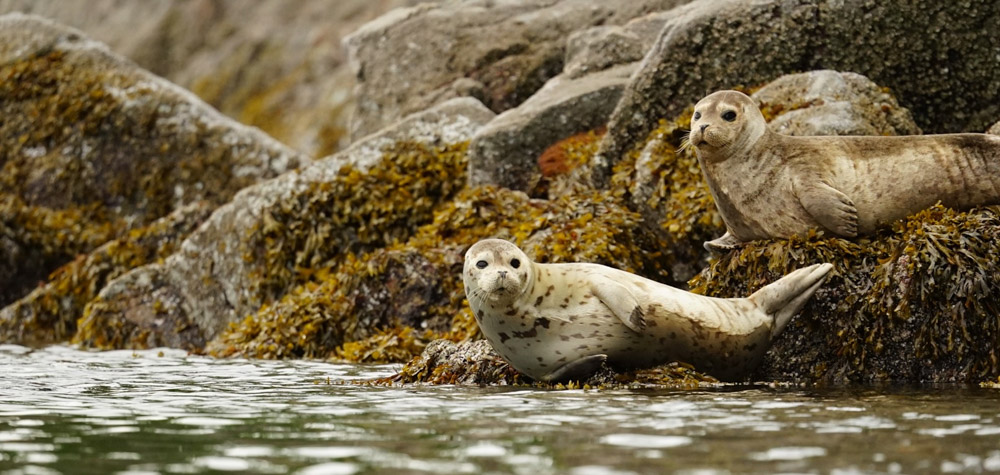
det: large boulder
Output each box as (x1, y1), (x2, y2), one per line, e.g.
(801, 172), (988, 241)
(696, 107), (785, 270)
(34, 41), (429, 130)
(754, 70), (921, 137)
(344, 0), (695, 140)
(593, 0), (1000, 184)
(0, 0), (417, 157)
(0, 14), (305, 308)
(467, 63), (636, 192)
(691, 204), (1000, 384)
(563, 9), (677, 79)
(74, 98), (495, 350)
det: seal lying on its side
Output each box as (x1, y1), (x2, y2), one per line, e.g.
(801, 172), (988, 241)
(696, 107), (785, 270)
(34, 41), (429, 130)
(690, 90), (1000, 252)
(463, 239), (833, 382)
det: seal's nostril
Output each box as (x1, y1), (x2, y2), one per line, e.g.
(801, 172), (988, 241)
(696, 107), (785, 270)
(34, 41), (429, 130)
(700, 124), (709, 132)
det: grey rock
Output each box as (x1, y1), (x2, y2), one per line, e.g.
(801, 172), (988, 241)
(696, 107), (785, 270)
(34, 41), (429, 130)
(564, 27), (644, 79)
(989, 121), (1000, 136)
(345, 0), (696, 141)
(594, 0), (1000, 185)
(754, 70), (921, 137)
(564, 9), (681, 79)
(80, 97), (495, 347)
(468, 63), (636, 192)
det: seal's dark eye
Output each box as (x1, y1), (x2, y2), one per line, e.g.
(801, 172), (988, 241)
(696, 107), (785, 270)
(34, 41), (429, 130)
(476, 260), (488, 269)
(693, 111), (701, 120)
(510, 259), (520, 269)
(722, 110), (737, 122)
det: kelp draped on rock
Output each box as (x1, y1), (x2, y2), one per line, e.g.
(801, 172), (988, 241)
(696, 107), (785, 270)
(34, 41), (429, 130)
(1, 202), (211, 346)
(692, 205), (1000, 383)
(212, 178), (671, 362)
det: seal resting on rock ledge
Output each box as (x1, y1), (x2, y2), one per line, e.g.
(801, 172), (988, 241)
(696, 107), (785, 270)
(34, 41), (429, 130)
(690, 90), (1000, 252)
(462, 239), (833, 382)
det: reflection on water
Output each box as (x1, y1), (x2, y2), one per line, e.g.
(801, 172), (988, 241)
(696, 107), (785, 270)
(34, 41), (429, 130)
(1, 345), (999, 474)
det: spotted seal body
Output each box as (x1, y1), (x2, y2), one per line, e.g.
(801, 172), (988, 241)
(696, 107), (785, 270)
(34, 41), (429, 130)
(463, 239), (833, 382)
(691, 90), (1000, 252)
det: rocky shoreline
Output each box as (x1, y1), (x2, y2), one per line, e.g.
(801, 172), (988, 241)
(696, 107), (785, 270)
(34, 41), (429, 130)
(2, 1), (1000, 386)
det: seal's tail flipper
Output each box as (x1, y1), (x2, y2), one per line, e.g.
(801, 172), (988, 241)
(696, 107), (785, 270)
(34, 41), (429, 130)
(748, 263), (833, 336)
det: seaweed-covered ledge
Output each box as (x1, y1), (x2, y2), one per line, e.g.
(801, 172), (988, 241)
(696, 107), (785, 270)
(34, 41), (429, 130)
(73, 98), (497, 351)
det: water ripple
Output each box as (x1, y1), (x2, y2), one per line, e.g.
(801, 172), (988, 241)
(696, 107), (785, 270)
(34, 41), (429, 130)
(1, 345), (998, 474)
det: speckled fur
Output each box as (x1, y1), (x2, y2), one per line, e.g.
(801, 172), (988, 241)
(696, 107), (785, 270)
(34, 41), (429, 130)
(463, 239), (832, 382)
(692, 91), (1000, 250)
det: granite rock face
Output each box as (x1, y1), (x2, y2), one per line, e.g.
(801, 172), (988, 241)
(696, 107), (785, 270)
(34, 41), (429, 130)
(344, 0), (694, 140)
(593, 0), (1000, 184)
(75, 98), (495, 349)
(0, 14), (305, 308)
(0, 0), (417, 157)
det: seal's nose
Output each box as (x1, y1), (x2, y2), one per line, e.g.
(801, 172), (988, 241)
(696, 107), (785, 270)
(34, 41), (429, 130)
(700, 124), (709, 132)
(498, 270), (508, 278)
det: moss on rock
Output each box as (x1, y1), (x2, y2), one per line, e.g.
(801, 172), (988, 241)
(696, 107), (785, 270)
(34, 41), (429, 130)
(244, 140), (470, 308)
(0, 193), (121, 306)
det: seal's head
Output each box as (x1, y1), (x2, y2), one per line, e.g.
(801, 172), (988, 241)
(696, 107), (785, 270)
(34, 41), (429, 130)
(690, 90), (767, 162)
(463, 239), (534, 307)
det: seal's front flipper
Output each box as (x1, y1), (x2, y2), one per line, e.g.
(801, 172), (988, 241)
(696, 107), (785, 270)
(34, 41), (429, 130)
(704, 231), (743, 254)
(797, 181), (858, 237)
(539, 354), (607, 383)
(590, 278), (646, 333)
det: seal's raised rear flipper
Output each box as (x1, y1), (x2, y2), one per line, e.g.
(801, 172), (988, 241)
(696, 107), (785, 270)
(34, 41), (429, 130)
(539, 354), (607, 383)
(796, 181), (858, 237)
(748, 263), (833, 337)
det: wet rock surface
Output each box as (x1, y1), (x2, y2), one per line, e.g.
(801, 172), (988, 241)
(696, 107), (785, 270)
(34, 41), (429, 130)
(0, 14), (305, 308)
(593, 0), (1000, 183)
